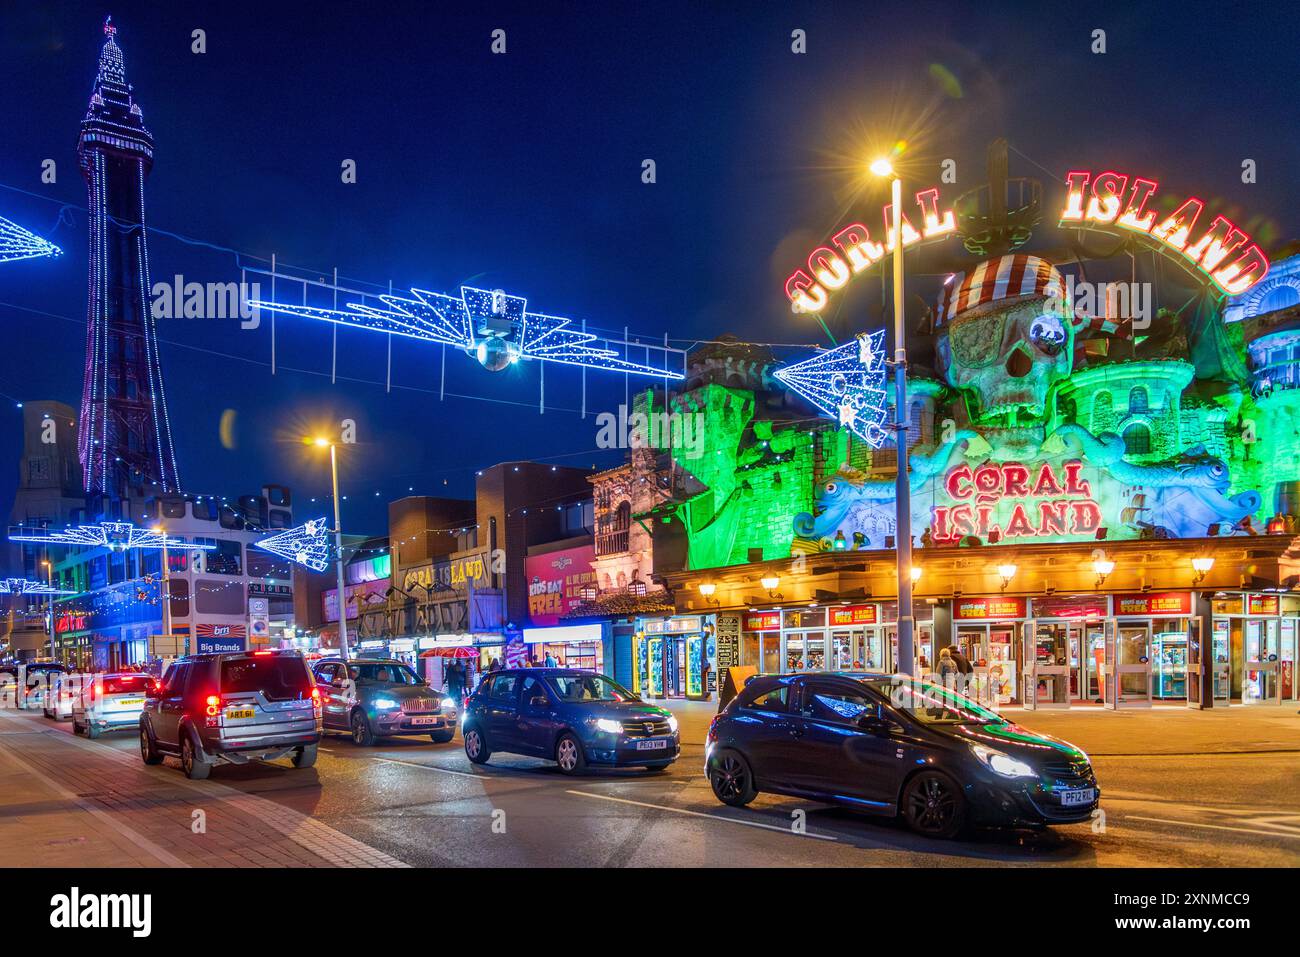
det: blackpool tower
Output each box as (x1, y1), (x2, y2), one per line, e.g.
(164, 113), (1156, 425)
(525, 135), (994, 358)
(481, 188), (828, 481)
(77, 16), (181, 498)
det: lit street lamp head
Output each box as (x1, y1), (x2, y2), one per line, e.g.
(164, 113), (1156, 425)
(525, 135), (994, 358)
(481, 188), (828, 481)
(869, 157), (895, 178)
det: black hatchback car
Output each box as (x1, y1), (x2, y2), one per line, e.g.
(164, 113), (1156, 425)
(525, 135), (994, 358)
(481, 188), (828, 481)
(706, 672), (1099, 839)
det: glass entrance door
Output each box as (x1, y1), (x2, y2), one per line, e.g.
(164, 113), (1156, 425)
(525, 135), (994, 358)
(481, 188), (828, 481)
(1212, 618), (1231, 701)
(1282, 619), (1297, 702)
(1027, 620), (1070, 709)
(1084, 623), (1106, 703)
(1152, 623), (1189, 699)
(1243, 619), (1281, 705)
(1113, 622), (1153, 708)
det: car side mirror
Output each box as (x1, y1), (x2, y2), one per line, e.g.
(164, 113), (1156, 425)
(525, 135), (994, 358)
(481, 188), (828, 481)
(529, 695), (550, 708)
(857, 713), (890, 734)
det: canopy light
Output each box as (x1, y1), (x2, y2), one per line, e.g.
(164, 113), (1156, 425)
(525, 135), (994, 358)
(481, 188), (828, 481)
(0, 577), (75, 596)
(8, 521), (215, 551)
(250, 285), (683, 380)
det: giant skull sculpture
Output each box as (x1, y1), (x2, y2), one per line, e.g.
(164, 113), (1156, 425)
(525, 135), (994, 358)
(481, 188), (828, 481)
(935, 255), (1075, 458)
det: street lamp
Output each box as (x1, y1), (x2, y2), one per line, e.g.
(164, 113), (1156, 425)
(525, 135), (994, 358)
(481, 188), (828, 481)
(873, 154), (915, 675)
(41, 559), (54, 663)
(997, 563), (1018, 591)
(151, 527), (175, 660)
(311, 436), (352, 661)
(1191, 556), (1215, 585)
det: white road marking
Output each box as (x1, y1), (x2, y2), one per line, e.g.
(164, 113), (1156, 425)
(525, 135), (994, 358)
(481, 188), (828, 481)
(374, 757), (479, 778)
(1125, 815), (1300, 840)
(566, 789), (839, 841)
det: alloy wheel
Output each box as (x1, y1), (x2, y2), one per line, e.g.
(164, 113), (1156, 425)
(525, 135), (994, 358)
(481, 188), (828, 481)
(712, 754), (747, 800)
(557, 737), (578, 772)
(465, 729), (481, 759)
(907, 774), (958, 834)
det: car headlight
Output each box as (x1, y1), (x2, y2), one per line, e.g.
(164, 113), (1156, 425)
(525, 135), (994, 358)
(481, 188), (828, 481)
(440, 697), (457, 710)
(971, 744), (1036, 779)
(372, 698), (400, 711)
(594, 718), (623, 735)
(666, 714), (678, 733)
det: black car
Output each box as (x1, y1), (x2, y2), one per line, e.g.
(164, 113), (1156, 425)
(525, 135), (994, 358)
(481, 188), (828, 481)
(705, 672), (1099, 839)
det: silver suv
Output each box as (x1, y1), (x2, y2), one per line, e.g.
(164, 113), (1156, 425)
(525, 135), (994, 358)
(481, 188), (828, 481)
(139, 650), (322, 779)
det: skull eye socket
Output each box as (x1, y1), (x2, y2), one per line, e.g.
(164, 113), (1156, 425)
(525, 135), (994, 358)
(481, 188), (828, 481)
(1029, 314), (1067, 355)
(947, 311), (1006, 368)
(825, 482), (838, 495)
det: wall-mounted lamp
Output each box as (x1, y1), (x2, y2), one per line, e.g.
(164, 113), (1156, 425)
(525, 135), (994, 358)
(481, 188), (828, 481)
(1092, 557), (1115, 588)
(1191, 556), (1215, 585)
(908, 566), (922, 584)
(760, 574), (782, 599)
(996, 563), (1018, 591)
(697, 581), (719, 606)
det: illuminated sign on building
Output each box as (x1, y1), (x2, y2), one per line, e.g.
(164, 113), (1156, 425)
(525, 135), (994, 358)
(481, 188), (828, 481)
(1246, 593), (1279, 615)
(829, 604), (879, 626)
(1061, 170), (1269, 295)
(785, 186), (956, 313)
(954, 597), (1028, 620)
(742, 611), (781, 631)
(930, 460), (1102, 544)
(1114, 592), (1192, 616)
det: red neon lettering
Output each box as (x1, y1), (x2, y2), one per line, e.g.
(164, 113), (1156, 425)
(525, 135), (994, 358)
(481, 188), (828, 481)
(1151, 197), (1204, 250)
(1117, 177), (1159, 233)
(1005, 504), (1037, 537)
(1002, 463), (1030, 498)
(1061, 171), (1090, 221)
(1063, 461), (1091, 497)
(784, 270), (827, 312)
(931, 506), (952, 543)
(830, 223), (884, 272)
(1213, 244), (1270, 296)
(807, 247), (850, 290)
(1184, 215), (1248, 273)
(914, 188), (955, 239)
(1085, 171), (1128, 224)
(946, 464), (973, 500)
(1070, 501), (1102, 535)
(1039, 500), (1069, 536)
(1030, 462), (1064, 496)
(950, 505), (975, 539)
(973, 463), (1001, 504)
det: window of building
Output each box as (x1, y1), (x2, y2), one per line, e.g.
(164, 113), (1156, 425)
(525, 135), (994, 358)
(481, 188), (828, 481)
(198, 539), (242, 576)
(1129, 386), (1148, 414)
(1123, 423), (1151, 455)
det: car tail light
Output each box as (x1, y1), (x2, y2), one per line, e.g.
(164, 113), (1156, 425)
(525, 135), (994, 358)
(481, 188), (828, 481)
(205, 694), (221, 717)
(707, 715), (719, 745)
(253, 650), (273, 657)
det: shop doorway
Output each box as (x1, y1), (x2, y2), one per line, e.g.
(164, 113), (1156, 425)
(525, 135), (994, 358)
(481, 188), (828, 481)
(956, 624), (1018, 705)
(1243, 618), (1281, 705)
(830, 628), (886, 670)
(1104, 621), (1152, 709)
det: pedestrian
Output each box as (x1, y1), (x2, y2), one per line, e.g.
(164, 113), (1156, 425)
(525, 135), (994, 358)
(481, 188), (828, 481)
(937, 647), (959, 686)
(948, 643), (973, 675)
(445, 660), (464, 704)
(544, 651), (557, 668)
(489, 657), (502, 672)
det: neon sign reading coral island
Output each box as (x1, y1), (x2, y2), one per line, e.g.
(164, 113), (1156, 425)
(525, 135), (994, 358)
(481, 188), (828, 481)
(930, 460), (1102, 544)
(1061, 169), (1269, 295)
(785, 186), (956, 313)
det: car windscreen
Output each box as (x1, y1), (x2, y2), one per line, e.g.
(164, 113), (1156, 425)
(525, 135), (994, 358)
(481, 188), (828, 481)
(347, 663), (421, 685)
(864, 678), (1002, 725)
(103, 674), (153, 695)
(547, 674), (636, 703)
(219, 657), (312, 701)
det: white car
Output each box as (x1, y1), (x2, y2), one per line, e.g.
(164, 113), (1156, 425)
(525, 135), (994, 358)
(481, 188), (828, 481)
(43, 672), (79, 721)
(72, 672), (157, 739)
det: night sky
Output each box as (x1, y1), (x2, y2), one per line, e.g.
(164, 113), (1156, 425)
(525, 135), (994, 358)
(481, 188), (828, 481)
(1, 0), (1296, 535)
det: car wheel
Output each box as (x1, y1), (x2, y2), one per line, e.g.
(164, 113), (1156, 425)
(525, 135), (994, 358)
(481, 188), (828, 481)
(902, 771), (965, 839)
(180, 734), (211, 781)
(430, 730), (455, 744)
(291, 744), (318, 768)
(350, 710), (375, 746)
(85, 723), (100, 740)
(708, 749), (757, 807)
(72, 718), (83, 735)
(555, 733), (586, 775)
(463, 725), (491, 764)
(140, 725), (163, 765)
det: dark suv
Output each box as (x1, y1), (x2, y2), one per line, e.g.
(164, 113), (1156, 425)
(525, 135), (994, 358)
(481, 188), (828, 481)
(139, 650), (322, 779)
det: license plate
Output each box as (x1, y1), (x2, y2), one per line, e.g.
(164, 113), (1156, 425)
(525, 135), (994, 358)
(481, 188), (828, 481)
(116, 698), (144, 707)
(226, 707), (255, 720)
(1060, 787), (1096, 807)
(635, 739), (668, 751)
(409, 715), (438, 726)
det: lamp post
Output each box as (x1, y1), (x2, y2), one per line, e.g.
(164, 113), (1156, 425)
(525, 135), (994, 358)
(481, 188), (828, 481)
(873, 157), (914, 676)
(314, 437), (352, 661)
(41, 559), (55, 663)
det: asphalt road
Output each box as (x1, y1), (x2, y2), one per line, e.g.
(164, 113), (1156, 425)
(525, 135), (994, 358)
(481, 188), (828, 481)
(28, 709), (1299, 868)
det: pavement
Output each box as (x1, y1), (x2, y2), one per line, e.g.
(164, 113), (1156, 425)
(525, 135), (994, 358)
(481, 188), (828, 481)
(1, 697), (1297, 868)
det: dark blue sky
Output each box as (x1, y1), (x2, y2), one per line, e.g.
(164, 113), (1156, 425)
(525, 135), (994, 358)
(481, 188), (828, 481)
(1, 0), (1296, 533)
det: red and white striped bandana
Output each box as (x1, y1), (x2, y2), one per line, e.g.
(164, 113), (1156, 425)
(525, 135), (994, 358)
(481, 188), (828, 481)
(935, 254), (1068, 327)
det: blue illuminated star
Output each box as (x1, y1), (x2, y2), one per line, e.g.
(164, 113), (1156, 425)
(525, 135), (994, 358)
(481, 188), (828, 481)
(775, 330), (889, 447)
(0, 215), (62, 264)
(253, 518), (332, 573)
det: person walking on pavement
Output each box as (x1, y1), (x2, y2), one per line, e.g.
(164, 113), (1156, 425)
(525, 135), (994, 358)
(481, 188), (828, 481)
(544, 651), (558, 668)
(445, 660), (464, 705)
(937, 647), (959, 689)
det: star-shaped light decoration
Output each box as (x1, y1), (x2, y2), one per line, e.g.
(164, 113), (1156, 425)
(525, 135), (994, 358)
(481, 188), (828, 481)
(0, 215), (62, 264)
(253, 518), (332, 572)
(249, 285), (682, 379)
(8, 521), (216, 551)
(0, 577), (76, 596)
(774, 330), (890, 447)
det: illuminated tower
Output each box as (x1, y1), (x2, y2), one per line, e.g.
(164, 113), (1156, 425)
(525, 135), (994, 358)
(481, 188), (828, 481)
(77, 16), (181, 498)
